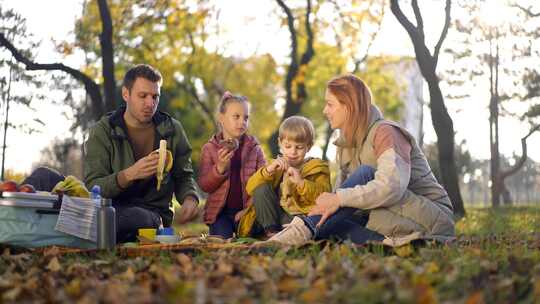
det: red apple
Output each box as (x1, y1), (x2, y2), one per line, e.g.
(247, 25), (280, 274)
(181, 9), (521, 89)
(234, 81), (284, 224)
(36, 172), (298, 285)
(19, 184), (36, 193)
(0, 180), (19, 192)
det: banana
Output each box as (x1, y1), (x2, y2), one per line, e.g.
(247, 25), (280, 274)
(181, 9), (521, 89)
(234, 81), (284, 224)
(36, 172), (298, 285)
(156, 140), (167, 191)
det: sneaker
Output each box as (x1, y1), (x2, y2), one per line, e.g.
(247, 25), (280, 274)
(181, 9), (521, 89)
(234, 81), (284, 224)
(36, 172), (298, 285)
(266, 216), (313, 245)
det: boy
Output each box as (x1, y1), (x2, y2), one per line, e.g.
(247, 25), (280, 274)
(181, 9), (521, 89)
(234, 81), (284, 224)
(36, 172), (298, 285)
(238, 116), (331, 238)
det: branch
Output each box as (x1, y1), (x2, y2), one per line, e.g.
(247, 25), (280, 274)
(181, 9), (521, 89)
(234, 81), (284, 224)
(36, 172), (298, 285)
(353, 0), (386, 72)
(433, 0), (451, 67)
(276, 0), (299, 103)
(514, 4), (540, 18)
(0, 33), (104, 120)
(390, 0), (425, 47)
(299, 0), (314, 66)
(411, 0), (424, 40)
(500, 123), (540, 179)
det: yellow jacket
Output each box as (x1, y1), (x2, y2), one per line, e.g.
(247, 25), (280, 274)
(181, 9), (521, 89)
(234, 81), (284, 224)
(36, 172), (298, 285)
(239, 158), (331, 237)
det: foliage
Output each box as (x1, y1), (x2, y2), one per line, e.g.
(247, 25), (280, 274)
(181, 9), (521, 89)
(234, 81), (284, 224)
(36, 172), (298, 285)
(1, 207), (540, 303)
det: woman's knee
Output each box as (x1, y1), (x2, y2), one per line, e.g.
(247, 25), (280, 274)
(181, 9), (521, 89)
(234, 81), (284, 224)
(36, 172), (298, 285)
(340, 165), (375, 188)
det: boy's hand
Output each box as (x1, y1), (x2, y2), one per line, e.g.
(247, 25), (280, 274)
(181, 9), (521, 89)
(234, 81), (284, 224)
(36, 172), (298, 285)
(286, 167), (304, 188)
(216, 148), (234, 174)
(266, 157), (289, 175)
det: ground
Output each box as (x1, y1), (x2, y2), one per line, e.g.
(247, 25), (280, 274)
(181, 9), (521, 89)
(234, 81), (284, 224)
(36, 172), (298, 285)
(1, 206), (539, 303)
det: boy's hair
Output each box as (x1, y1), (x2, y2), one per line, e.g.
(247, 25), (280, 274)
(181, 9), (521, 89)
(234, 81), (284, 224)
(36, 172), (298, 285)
(278, 116), (315, 147)
(217, 91), (249, 114)
(122, 64), (162, 92)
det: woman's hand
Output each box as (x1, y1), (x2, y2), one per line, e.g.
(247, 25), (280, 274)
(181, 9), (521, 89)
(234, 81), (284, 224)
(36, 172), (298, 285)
(216, 148), (234, 174)
(265, 157), (289, 175)
(286, 167), (304, 188)
(308, 192), (341, 227)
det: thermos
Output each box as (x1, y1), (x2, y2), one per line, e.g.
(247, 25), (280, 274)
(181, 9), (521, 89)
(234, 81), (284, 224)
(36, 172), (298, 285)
(92, 185), (117, 250)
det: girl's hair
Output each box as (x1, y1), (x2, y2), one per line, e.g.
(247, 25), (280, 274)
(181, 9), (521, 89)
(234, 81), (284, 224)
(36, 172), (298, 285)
(278, 115), (315, 147)
(217, 91), (249, 114)
(326, 74), (372, 145)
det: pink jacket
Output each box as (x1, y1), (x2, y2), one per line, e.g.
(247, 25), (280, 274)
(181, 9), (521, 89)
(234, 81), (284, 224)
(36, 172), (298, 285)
(198, 133), (266, 224)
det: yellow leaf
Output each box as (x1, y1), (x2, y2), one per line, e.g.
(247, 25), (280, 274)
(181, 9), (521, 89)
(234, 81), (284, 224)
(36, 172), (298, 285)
(120, 266), (136, 282)
(394, 244), (414, 257)
(47, 256), (61, 272)
(277, 276), (302, 294)
(300, 278), (327, 302)
(2, 286), (22, 301)
(65, 278), (82, 298)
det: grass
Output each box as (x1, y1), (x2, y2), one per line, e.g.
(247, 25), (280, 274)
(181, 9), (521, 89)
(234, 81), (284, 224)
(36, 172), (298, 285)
(1, 206), (540, 303)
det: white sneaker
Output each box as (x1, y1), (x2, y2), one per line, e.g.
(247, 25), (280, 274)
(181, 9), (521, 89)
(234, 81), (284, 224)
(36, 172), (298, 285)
(266, 216), (313, 245)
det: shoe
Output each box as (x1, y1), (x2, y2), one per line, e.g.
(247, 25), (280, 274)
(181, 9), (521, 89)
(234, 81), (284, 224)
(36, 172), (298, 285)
(266, 216), (313, 245)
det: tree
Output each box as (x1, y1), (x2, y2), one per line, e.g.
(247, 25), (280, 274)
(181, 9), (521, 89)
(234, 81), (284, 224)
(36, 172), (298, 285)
(0, 0), (115, 124)
(390, 0), (466, 218)
(267, 0), (316, 156)
(445, 0), (540, 206)
(0, 8), (46, 179)
(70, 0), (280, 164)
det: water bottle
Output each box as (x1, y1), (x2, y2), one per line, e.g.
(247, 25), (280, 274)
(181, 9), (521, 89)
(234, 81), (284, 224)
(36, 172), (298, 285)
(92, 185), (117, 250)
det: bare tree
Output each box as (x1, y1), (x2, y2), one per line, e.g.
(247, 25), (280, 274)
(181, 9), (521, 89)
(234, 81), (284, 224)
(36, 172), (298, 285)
(268, 0), (315, 156)
(0, 0), (116, 122)
(390, 0), (465, 218)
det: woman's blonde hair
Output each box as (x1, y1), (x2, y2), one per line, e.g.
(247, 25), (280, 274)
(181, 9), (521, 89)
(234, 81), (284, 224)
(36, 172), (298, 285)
(278, 115), (315, 147)
(327, 74), (372, 145)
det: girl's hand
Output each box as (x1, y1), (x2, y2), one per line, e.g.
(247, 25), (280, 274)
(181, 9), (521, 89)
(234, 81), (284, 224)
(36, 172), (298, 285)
(216, 148), (234, 174)
(308, 192), (340, 227)
(234, 209), (247, 222)
(286, 167), (304, 188)
(265, 157), (289, 175)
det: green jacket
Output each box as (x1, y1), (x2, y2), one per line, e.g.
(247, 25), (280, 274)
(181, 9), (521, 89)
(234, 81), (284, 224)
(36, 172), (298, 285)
(83, 107), (199, 226)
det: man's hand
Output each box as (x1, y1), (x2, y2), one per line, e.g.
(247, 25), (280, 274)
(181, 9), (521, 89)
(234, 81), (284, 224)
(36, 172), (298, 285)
(308, 192), (340, 227)
(176, 196), (199, 224)
(216, 148), (234, 175)
(123, 151), (160, 182)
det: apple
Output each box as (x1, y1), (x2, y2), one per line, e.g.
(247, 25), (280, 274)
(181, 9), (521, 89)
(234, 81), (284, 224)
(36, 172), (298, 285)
(19, 184), (36, 193)
(0, 180), (19, 192)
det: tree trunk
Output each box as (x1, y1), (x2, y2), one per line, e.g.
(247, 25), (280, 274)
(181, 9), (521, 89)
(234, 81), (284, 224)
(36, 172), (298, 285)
(391, 0), (465, 218)
(268, 0), (315, 156)
(97, 0), (116, 113)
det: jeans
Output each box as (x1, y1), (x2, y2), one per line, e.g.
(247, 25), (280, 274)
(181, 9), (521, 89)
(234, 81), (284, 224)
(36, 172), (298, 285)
(301, 165), (384, 244)
(208, 208), (241, 239)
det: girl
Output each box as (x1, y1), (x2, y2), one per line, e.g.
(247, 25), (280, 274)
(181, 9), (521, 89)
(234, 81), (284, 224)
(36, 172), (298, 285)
(269, 75), (455, 246)
(198, 91), (266, 239)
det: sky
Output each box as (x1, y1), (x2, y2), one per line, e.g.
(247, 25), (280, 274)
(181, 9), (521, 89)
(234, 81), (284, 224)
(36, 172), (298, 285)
(1, 0), (539, 174)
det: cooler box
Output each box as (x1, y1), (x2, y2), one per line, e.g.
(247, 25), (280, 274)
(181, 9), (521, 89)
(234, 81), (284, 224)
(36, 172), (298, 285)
(0, 191), (96, 249)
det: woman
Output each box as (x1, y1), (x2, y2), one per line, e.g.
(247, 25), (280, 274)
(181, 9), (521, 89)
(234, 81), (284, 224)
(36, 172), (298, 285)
(268, 74), (455, 246)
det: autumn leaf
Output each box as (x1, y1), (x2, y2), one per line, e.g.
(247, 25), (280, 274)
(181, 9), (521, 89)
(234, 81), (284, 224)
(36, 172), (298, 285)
(46, 256), (61, 272)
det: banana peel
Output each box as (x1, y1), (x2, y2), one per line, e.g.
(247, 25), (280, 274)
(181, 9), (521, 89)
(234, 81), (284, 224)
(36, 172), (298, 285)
(52, 175), (90, 198)
(156, 140), (173, 191)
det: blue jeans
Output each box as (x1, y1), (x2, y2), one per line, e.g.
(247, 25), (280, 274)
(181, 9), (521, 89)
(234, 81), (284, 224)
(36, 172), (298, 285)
(208, 208), (241, 239)
(301, 165), (384, 244)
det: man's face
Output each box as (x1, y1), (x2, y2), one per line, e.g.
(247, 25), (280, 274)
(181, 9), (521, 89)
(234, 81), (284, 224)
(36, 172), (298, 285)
(122, 77), (160, 125)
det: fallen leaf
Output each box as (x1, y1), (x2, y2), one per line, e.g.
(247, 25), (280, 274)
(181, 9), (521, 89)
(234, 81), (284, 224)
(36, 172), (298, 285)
(277, 276), (302, 294)
(47, 256), (61, 272)
(465, 291), (485, 304)
(299, 278), (327, 302)
(64, 278), (82, 298)
(2, 286), (22, 301)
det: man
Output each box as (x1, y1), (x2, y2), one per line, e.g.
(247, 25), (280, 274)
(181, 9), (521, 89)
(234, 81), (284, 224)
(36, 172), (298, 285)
(84, 64), (199, 242)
